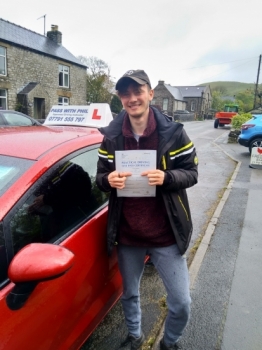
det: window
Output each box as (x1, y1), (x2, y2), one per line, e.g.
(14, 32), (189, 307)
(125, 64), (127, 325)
(163, 98), (168, 111)
(59, 64), (69, 88)
(58, 97), (69, 105)
(0, 46), (6, 76)
(0, 155), (34, 198)
(0, 89), (7, 109)
(191, 101), (196, 112)
(151, 99), (156, 105)
(2, 111), (33, 126)
(0, 223), (7, 282)
(3, 147), (109, 276)
(0, 147), (110, 284)
(0, 155), (34, 284)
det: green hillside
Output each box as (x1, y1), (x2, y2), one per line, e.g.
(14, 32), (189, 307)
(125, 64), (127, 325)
(199, 81), (259, 96)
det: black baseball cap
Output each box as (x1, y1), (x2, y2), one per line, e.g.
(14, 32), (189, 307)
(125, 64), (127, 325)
(115, 70), (151, 90)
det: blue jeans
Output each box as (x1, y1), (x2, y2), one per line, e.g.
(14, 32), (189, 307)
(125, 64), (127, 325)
(117, 244), (191, 345)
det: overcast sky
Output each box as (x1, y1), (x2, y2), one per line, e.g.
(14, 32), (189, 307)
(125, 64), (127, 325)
(2, 0), (262, 88)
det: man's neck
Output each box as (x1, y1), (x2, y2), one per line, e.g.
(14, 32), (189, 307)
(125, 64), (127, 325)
(128, 110), (149, 135)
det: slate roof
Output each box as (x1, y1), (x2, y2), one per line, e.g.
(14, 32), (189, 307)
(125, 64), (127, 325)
(176, 86), (206, 98)
(0, 18), (86, 68)
(164, 84), (184, 101)
(18, 82), (38, 94)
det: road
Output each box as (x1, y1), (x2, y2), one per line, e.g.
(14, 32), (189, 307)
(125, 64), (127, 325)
(160, 128), (262, 350)
(81, 120), (236, 350)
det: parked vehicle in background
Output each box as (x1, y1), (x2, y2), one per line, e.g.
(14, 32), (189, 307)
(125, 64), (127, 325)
(173, 110), (195, 122)
(204, 109), (216, 120)
(174, 109), (190, 114)
(0, 104), (123, 350)
(214, 104), (239, 128)
(238, 114), (262, 153)
(0, 110), (41, 126)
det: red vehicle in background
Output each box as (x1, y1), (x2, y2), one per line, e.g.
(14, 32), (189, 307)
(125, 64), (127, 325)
(214, 104), (239, 128)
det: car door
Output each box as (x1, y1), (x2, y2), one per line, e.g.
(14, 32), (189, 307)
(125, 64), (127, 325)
(0, 146), (122, 350)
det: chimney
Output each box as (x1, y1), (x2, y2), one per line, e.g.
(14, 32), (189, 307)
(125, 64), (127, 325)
(158, 80), (165, 85)
(47, 25), (62, 45)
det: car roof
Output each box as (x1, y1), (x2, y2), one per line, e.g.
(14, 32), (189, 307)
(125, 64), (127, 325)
(0, 125), (102, 160)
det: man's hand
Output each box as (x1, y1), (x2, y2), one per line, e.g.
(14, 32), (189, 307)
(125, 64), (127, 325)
(141, 169), (165, 186)
(108, 171), (132, 189)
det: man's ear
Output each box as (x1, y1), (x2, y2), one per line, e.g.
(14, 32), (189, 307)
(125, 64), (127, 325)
(149, 89), (154, 101)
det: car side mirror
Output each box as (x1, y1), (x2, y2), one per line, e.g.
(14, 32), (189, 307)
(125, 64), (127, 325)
(6, 243), (75, 310)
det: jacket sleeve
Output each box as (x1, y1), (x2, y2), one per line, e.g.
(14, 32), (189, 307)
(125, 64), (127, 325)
(96, 137), (113, 192)
(163, 129), (198, 191)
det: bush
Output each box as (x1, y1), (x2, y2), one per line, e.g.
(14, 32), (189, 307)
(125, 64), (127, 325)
(231, 113), (253, 130)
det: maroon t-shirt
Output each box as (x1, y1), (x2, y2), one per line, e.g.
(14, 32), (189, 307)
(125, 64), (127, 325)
(118, 109), (176, 247)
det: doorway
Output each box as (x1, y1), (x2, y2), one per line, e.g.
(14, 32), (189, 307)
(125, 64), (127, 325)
(34, 98), (45, 120)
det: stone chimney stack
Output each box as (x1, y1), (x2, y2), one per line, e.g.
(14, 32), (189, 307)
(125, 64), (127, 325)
(158, 80), (165, 85)
(47, 25), (62, 45)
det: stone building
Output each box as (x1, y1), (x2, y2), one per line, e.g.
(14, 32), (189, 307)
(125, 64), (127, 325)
(152, 80), (212, 118)
(0, 18), (87, 119)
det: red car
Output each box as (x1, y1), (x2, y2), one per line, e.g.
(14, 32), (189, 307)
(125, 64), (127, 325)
(0, 105), (122, 350)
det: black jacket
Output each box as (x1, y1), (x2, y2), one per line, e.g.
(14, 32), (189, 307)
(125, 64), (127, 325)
(96, 107), (198, 255)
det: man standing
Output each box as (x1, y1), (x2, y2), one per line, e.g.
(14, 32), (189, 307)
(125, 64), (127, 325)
(96, 70), (198, 350)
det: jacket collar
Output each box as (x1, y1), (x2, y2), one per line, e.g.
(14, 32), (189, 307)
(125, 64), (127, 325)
(99, 106), (182, 141)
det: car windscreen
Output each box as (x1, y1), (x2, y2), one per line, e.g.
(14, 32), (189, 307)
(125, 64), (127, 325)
(2, 112), (33, 126)
(0, 155), (34, 197)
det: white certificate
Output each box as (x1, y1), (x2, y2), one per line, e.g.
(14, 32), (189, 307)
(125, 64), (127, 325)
(115, 150), (157, 197)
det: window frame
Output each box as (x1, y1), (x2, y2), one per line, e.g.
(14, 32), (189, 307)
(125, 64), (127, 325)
(0, 89), (7, 109)
(0, 46), (7, 76)
(59, 64), (70, 88)
(191, 101), (196, 112)
(1, 144), (107, 286)
(163, 98), (168, 111)
(58, 96), (69, 105)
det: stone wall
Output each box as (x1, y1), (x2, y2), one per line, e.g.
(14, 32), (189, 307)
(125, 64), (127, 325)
(0, 41), (86, 117)
(153, 82), (175, 116)
(153, 81), (186, 116)
(152, 82), (212, 119)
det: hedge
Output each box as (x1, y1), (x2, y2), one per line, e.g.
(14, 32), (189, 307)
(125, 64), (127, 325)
(231, 113), (253, 130)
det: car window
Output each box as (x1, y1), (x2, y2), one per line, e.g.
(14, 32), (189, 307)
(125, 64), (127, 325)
(2, 112), (33, 126)
(7, 147), (108, 259)
(0, 115), (6, 125)
(0, 223), (7, 282)
(0, 156), (34, 197)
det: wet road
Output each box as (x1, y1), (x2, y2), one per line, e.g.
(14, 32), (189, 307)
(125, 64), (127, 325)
(81, 120), (236, 350)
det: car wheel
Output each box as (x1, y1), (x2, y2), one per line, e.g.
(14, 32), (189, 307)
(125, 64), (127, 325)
(249, 138), (262, 154)
(214, 119), (219, 128)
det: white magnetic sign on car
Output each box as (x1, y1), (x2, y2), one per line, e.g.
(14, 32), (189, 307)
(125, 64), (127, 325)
(44, 103), (113, 127)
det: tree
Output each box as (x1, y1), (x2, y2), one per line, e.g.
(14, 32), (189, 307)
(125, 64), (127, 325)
(78, 56), (114, 104)
(110, 95), (122, 114)
(235, 90), (254, 112)
(211, 90), (224, 111)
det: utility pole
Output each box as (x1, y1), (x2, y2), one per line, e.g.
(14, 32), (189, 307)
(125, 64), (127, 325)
(253, 54), (261, 109)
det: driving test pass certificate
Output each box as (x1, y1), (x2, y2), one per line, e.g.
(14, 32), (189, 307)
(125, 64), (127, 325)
(115, 150), (157, 197)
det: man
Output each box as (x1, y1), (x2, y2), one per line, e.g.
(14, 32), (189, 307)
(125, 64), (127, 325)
(96, 70), (198, 350)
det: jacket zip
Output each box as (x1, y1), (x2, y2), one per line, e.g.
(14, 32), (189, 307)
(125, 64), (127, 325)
(161, 155), (166, 170)
(178, 195), (189, 221)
